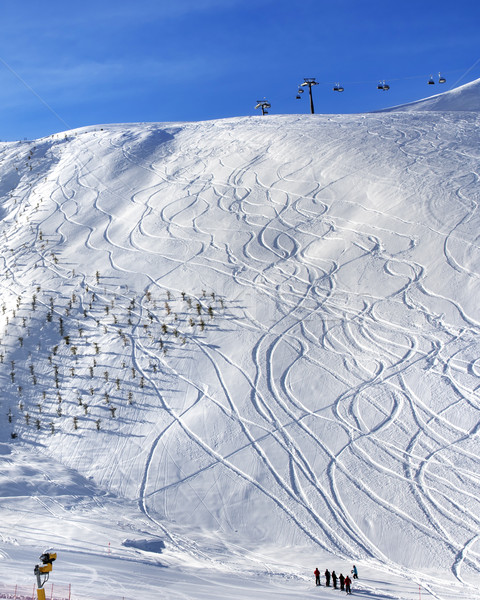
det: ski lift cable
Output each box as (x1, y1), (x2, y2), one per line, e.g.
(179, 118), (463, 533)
(0, 56), (71, 130)
(288, 63), (476, 103)
(448, 57), (480, 90)
(312, 66), (469, 88)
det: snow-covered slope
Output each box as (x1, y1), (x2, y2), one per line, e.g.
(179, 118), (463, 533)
(381, 77), (480, 111)
(0, 82), (479, 600)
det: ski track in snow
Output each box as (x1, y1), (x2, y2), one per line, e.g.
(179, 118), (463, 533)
(0, 112), (480, 600)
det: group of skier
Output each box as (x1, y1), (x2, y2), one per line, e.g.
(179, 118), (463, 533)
(313, 565), (358, 594)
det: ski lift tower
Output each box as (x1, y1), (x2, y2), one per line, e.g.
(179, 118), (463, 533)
(255, 100), (271, 115)
(299, 78), (319, 114)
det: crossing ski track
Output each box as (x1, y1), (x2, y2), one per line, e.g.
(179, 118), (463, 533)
(0, 97), (479, 600)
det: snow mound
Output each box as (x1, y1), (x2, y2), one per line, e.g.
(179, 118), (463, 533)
(381, 77), (480, 111)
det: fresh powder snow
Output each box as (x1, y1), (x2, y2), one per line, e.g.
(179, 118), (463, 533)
(0, 80), (479, 600)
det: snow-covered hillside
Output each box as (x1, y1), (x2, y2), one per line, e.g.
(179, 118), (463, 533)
(0, 81), (480, 600)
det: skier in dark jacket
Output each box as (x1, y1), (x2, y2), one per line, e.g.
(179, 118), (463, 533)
(314, 567), (320, 586)
(325, 569), (331, 587)
(332, 571), (337, 589)
(339, 573), (345, 591)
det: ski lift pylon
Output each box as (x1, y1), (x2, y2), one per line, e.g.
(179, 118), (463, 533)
(255, 100), (271, 115)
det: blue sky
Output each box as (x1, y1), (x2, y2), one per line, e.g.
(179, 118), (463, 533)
(0, 0), (479, 140)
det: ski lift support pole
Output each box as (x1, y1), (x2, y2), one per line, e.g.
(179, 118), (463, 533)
(34, 552), (57, 600)
(255, 100), (271, 115)
(300, 78), (319, 114)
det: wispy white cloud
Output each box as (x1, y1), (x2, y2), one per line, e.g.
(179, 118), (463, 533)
(0, 54), (229, 110)
(0, 0), (245, 95)
(92, 0), (244, 21)
(0, 0), (244, 36)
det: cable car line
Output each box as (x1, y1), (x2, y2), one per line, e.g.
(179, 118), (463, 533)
(294, 69), (454, 99)
(306, 64), (477, 91)
(449, 57), (480, 90)
(0, 56), (71, 130)
(259, 62), (478, 115)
